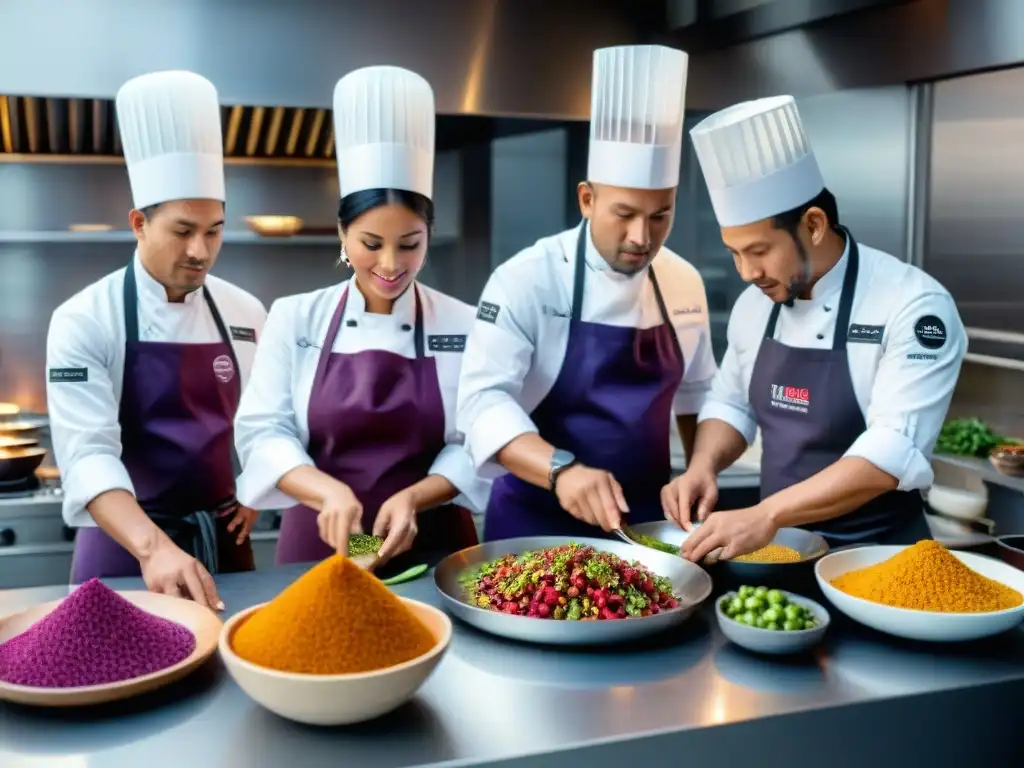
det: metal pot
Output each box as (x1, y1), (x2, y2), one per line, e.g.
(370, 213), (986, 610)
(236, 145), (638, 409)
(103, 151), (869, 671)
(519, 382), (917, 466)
(0, 446), (47, 482)
(0, 417), (47, 443)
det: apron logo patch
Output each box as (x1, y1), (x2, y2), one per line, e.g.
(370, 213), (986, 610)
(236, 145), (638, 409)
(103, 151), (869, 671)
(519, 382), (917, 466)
(477, 301), (501, 324)
(847, 324), (884, 344)
(213, 355), (235, 383)
(428, 334), (467, 352)
(914, 315), (947, 349)
(230, 326), (257, 343)
(770, 384), (810, 414)
(48, 367), (88, 383)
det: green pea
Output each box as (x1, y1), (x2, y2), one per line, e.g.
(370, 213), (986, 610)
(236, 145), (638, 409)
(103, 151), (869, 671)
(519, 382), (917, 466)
(744, 596), (765, 611)
(761, 607), (780, 623)
(784, 604), (804, 622)
(739, 611), (756, 626)
(754, 586), (769, 598)
(804, 619), (818, 630)
(766, 589), (786, 606)
(766, 621), (781, 631)
(738, 585), (755, 599)
(729, 597), (745, 615)
(754, 615), (768, 629)
(783, 619), (803, 632)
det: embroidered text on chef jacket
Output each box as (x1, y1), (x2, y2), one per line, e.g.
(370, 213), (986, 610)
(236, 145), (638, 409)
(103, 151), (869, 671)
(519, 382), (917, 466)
(699, 237), (966, 492)
(457, 222), (717, 474)
(46, 255), (267, 527)
(233, 279), (491, 513)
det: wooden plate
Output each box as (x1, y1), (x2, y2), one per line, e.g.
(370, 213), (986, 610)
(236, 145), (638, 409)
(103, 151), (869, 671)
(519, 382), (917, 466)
(0, 590), (223, 707)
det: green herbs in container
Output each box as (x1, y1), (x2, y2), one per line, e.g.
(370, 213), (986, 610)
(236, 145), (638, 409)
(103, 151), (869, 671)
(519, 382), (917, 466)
(935, 418), (1023, 458)
(348, 534), (383, 558)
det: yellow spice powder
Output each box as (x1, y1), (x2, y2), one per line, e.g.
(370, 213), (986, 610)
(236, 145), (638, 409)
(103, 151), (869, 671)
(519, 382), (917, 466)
(830, 540), (1023, 613)
(733, 544), (803, 563)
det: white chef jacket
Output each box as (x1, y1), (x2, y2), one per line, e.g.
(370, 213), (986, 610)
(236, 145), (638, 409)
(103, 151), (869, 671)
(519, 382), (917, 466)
(457, 222), (718, 474)
(699, 237), (967, 492)
(233, 279), (491, 514)
(46, 254), (268, 528)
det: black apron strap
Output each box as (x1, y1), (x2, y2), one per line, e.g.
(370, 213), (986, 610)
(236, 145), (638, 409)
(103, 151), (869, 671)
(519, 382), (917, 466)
(413, 284), (425, 358)
(830, 227), (859, 351)
(647, 267), (685, 365)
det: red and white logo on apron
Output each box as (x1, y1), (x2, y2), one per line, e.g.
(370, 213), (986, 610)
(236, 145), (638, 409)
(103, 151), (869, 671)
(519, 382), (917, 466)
(213, 354), (235, 383)
(770, 384), (810, 414)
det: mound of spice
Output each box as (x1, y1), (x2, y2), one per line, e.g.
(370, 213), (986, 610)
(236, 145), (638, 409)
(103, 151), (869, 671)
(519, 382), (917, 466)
(0, 578), (196, 688)
(348, 534), (383, 557)
(231, 554), (436, 675)
(733, 544), (802, 564)
(831, 540), (1023, 613)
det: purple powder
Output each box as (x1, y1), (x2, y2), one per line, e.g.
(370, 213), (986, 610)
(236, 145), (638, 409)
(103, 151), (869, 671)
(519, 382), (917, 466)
(0, 578), (196, 688)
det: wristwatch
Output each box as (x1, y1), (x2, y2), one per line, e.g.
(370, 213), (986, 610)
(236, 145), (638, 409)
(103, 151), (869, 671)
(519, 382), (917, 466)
(548, 449), (577, 492)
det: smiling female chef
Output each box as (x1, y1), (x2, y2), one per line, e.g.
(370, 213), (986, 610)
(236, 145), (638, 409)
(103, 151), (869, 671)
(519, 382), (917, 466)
(233, 66), (488, 569)
(664, 96), (967, 564)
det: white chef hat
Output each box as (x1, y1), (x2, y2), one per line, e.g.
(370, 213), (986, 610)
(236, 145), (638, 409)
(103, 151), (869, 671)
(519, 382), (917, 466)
(115, 70), (225, 211)
(690, 95), (825, 227)
(333, 66), (435, 200)
(587, 45), (689, 190)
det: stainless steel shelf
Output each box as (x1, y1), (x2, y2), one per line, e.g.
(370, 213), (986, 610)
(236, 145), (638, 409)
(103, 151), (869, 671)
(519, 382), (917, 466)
(933, 453), (1024, 494)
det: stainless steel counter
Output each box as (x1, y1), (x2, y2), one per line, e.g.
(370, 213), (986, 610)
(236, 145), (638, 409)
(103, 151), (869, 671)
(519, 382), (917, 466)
(2, 564), (1022, 767)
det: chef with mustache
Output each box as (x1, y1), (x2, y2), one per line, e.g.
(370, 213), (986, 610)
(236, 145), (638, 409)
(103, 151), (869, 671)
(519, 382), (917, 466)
(457, 45), (718, 540)
(45, 71), (267, 608)
(667, 95), (966, 563)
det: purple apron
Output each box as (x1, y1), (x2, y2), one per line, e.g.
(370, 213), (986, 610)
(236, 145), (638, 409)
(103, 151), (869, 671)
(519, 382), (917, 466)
(70, 264), (255, 582)
(484, 222), (685, 541)
(274, 284), (478, 568)
(750, 228), (930, 546)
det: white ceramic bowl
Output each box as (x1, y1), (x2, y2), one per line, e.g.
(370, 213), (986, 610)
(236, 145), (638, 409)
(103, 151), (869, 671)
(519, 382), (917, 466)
(815, 546), (1024, 642)
(924, 460), (988, 520)
(219, 597), (451, 725)
(715, 590), (829, 655)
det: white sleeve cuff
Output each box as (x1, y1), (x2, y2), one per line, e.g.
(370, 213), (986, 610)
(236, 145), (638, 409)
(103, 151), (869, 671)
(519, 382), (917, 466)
(235, 435), (315, 510)
(844, 427), (933, 491)
(465, 401), (538, 469)
(697, 401), (758, 445)
(428, 444), (492, 514)
(673, 387), (709, 417)
(63, 453), (135, 528)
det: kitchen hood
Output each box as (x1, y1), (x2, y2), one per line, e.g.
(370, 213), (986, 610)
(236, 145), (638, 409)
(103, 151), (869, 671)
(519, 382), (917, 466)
(0, 95), (575, 165)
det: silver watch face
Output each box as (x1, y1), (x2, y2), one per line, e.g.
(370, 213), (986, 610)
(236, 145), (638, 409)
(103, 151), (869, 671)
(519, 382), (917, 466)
(551, 449), (576, 469)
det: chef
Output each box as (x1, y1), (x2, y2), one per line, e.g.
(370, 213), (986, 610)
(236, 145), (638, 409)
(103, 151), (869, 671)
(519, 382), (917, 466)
(45, 71), (267, 608)
(456, 45), (718, 540)
(669, 95), (966, 563)
(233, 66), (488, 571)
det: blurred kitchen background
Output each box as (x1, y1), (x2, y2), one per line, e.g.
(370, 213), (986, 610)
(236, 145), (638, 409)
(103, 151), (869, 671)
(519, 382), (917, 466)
(0, 0), (1022, 586)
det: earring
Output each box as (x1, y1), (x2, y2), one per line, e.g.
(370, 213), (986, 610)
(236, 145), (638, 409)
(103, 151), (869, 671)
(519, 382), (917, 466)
(337, 243), (350, 267)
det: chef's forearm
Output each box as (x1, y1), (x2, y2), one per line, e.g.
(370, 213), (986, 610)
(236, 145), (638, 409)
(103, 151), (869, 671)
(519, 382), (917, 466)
(675, 414), (697, 463)
(689, 418), (748, 474)
(763, 457), (898, 528)
(406, 474), (458, 513)
(496, 433), (556, 489)
(87, 490), (168, 561)
(277, 465), (352, 510)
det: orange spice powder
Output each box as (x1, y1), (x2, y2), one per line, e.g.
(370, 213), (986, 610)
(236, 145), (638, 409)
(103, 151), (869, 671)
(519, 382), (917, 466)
(231, 555), (436, 674)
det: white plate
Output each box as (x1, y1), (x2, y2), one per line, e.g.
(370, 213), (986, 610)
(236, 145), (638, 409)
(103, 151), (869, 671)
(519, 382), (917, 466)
(815, 546), (1024, 642)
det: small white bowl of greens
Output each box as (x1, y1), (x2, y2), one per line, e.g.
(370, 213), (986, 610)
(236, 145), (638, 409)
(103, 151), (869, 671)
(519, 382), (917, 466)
(716, 585), (830, 655)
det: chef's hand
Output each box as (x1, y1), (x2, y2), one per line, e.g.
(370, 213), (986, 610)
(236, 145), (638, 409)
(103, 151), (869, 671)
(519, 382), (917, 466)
(680, 506), (776, 564)
(373, 489), (418, 567)
(139, 540), (223, 611)
(662, 464), (719, 532)
(554, 464), (629, 532)
(317, 484), (363, 556)
(222, 503), (259, 545)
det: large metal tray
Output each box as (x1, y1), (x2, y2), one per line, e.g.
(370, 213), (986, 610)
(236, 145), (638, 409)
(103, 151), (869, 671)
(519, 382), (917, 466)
(434, 536), (712, 646)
